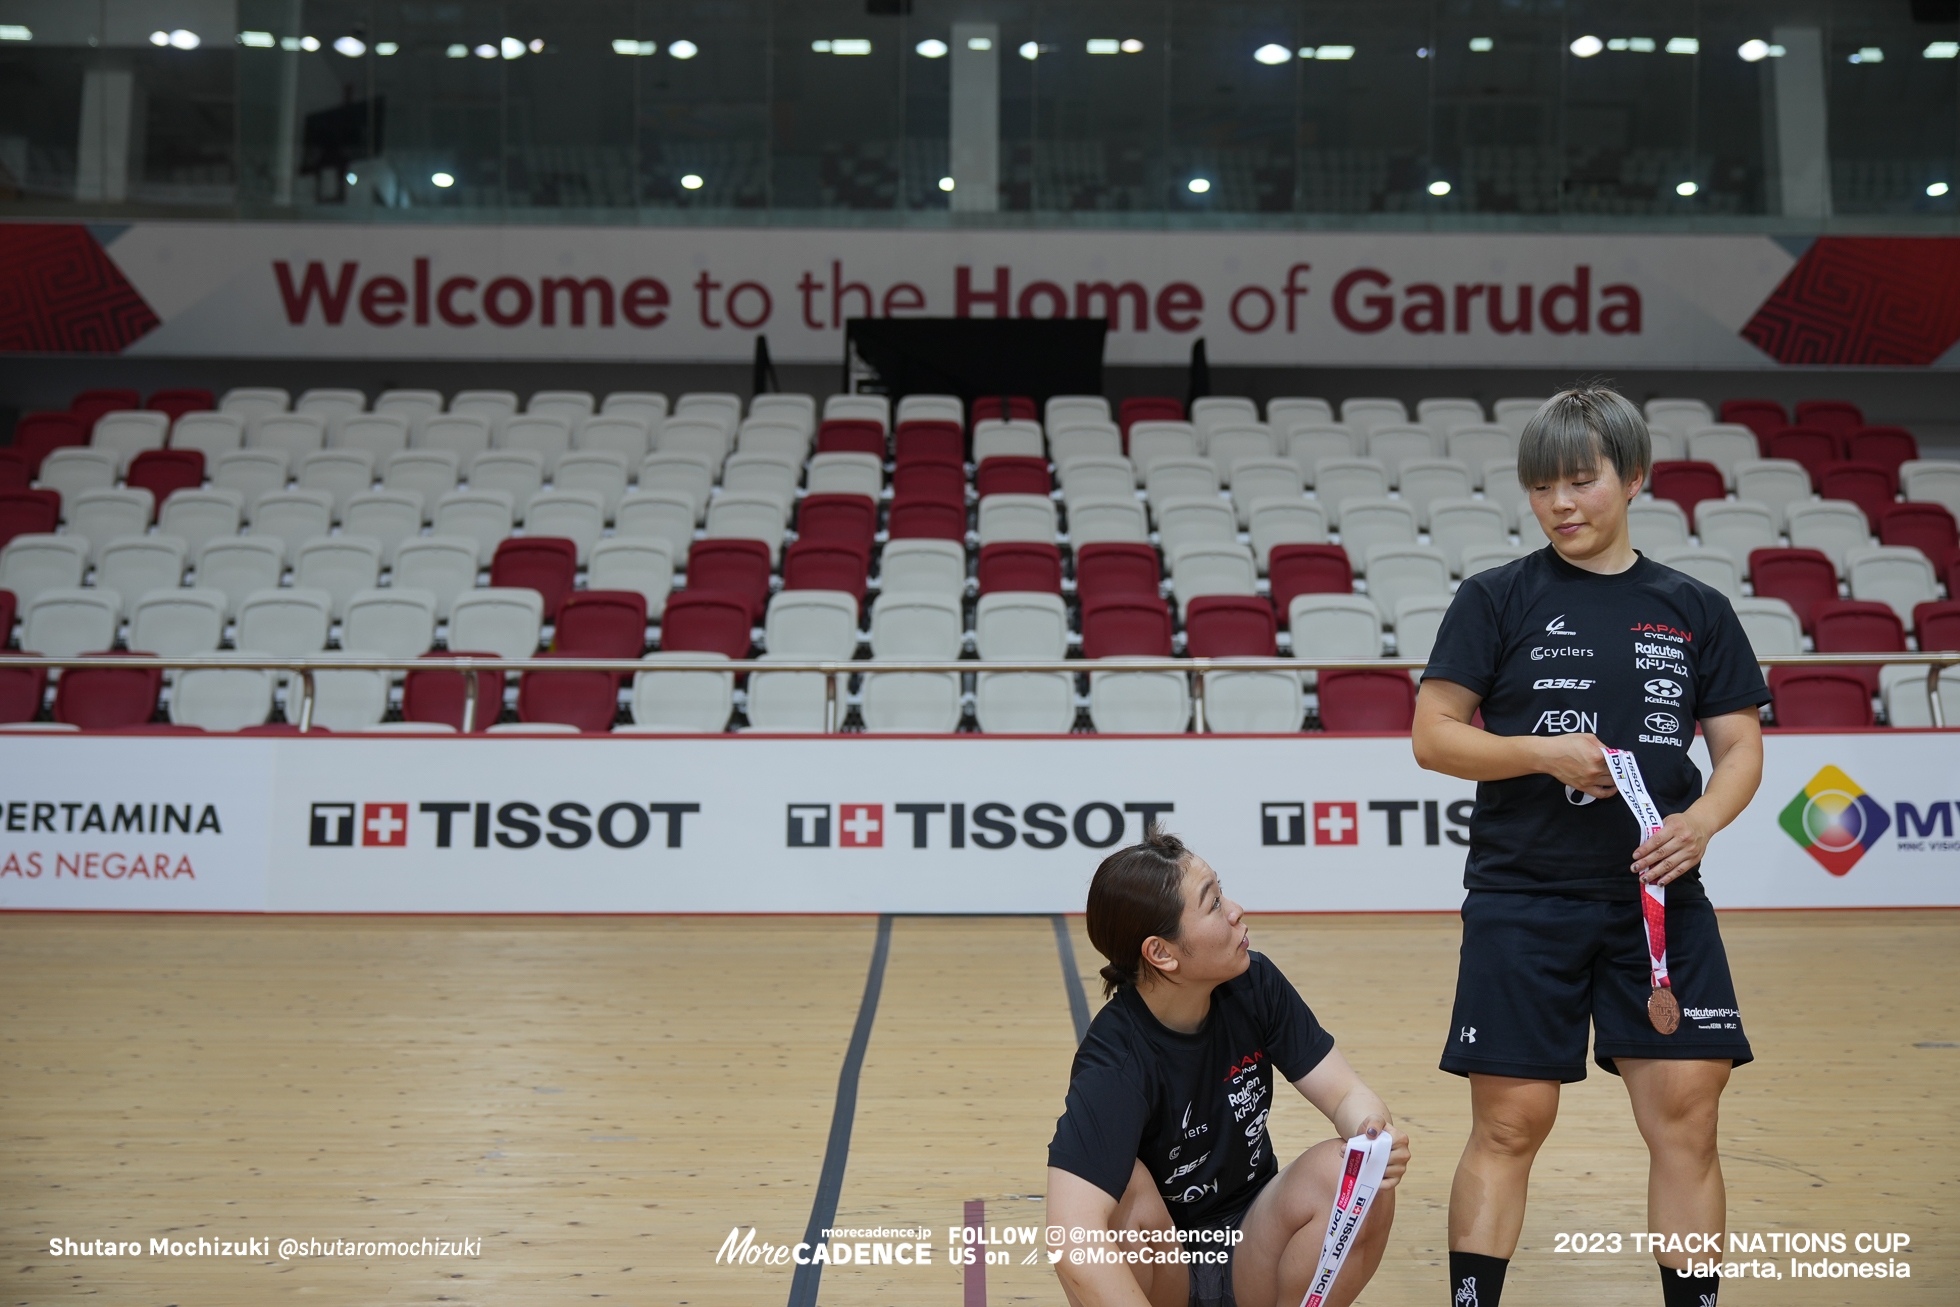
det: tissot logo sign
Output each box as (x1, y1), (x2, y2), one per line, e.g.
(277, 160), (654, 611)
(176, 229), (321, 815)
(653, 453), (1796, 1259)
(785, 801), (1174, 849)
(1260, 799), (1474, 848)
(308, 800), (700, 849)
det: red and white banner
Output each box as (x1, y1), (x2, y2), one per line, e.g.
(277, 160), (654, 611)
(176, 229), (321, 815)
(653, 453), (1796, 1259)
(7, 221), (1960, 367)
(0, 732), (1952, 913)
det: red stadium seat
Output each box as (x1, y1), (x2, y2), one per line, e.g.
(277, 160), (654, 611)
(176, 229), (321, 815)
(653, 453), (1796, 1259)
(517, 654), (619, 732)
(1118, 396), (1184, 440)
(975, 455), (1051, 498)
(1081, 596), (1173, 658)
(1764, 427), (1844, 488)
(12, 412), (89, 476)
(782, 539), (870, 603)
(0, 450), (29, 491)
(554, 590), (649, 658)
(970, 395), (1037, 425)
(659, 590), (753, 659)
(1812, 599), (1905, 693)
(146, 388), (216, 422)
(127, 449), (206, 505)
(1748, 548), (1839, 633)
(1847, 426), (1918, 479)
(1648, 461), (1727, 516)
(53, 655), (163, 730)
(1269, 545), (1355, 625)
(796, 494), (878, 554)
(0, 490), (62, 549)
(1769, 670), (1873, 729)
(1880, 503), (1960, 571)
(0, 654), (47, 724)
(1075, 542), (1163, 606)
(0, 588), (14, 638)
(894, 421), (964, 467)
(1914, 599), (1960, 649)
(71, 388), (142, 428)
(977, 541), (1063, 595)
(816, 419), (886, 458)
(1818, 462), (1896, 527)
(1184, 595), (1277, 657)
(887, 498), (966, 541)
(1317, 669), (1416, 733)
(490, 537), (579, 619)
(685, 539), (772, 623)
(1717, 399), (1786, 445)
(402, 652), (507, 732)
(239, 722), (332, 735)
(1795, 399), (1864, 435)
(891, 461), (968, 507)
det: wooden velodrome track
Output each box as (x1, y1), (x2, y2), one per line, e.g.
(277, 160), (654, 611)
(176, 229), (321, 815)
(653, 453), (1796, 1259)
(2, 909), (1953, 1306)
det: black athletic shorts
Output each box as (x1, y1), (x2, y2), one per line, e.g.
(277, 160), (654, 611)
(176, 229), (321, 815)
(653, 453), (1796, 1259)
(1182, 1187), (1257, 1307)
(1439, 889), (1754, 1083)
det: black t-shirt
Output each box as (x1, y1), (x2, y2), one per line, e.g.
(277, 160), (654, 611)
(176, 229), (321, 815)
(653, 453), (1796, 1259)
(1046, 952), (1335, 1231)
(1422, 547), (1770, 901)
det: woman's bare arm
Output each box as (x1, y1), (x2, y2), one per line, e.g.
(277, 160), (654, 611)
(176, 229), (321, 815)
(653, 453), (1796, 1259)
(1412, 677), (1616, 798)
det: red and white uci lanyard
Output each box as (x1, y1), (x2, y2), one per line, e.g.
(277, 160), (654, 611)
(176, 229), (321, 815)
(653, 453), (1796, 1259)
(1600, 747), (1681, 1034)
(1298, 1132), (1394, 1307)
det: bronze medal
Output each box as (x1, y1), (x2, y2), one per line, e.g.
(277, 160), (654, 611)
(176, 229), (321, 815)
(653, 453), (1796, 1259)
(1648, 986), (1680, 1035)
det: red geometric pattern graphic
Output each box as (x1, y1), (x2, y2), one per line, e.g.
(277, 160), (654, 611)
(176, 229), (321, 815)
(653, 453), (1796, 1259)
(1741, 236), (1960, 366)
(0, 224), (161, 353)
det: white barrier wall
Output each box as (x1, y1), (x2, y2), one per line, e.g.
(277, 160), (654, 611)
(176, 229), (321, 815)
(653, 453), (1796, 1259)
(1, 734), (1952, 913)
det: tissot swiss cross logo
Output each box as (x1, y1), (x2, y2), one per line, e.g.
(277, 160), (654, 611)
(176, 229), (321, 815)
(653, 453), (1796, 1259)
(1313, 802), (1359, 846)
(839, 804), (884, 847)
(362, 802), (409, 847)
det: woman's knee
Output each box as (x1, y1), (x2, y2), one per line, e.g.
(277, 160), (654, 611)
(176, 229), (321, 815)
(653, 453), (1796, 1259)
(1112, 1159), (1177, 1233)
(1468, 1078), (1559, 1159)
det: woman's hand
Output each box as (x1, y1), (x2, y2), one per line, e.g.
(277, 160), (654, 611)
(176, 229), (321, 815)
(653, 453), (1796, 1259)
(1354, 1116), (1411, 1191)
(1533, 733), (1617, 798)
(1632, 810), (1714, 884)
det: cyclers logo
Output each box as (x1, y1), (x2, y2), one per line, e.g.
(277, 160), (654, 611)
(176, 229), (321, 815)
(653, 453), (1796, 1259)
(1777, 766), (1890, 875)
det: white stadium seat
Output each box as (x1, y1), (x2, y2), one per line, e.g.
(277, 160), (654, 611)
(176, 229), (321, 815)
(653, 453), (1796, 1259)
(193, 537), (284, 617)
(63, 487), (151, 565)
(22, 588), (120, 658)
(157, 487), (244, 555)
(449, 589), (545, 661)
(0, 534), (88, 609)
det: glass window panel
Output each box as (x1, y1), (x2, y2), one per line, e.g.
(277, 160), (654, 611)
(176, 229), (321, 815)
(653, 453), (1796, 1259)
(1026, 2), (1167, 215)
(770, 0), (904, 213)
(637, 1), (769, 212)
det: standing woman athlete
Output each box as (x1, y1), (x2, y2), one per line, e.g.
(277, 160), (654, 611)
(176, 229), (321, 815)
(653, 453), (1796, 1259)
(1412, 386), (1768, 1307)
(1045, 829), (1410, 1307)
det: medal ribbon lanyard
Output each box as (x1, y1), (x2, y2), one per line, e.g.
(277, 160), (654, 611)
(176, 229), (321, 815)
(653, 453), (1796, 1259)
(1600, 746), (1669, 992)
(1298, 1132), (1394, 1307)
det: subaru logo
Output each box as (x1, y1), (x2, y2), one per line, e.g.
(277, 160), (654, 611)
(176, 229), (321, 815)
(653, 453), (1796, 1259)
(1644, 678), (1682, 698)
(1645, 712), (1680, 733)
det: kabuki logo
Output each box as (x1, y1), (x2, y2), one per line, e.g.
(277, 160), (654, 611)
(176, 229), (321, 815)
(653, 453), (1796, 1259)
(1778, 765), (1890, 875)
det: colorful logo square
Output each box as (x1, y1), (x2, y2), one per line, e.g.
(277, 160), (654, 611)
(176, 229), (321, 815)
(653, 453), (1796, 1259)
(1777, 766), (1889, 876)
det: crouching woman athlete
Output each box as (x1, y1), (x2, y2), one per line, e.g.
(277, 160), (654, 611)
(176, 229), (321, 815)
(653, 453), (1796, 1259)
(1045, 829), (1410, 1307)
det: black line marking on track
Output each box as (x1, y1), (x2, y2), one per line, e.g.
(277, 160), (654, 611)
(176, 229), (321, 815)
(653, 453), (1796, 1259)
(1051, 914), (1091, 1044)
(787, 913), (893, 1307)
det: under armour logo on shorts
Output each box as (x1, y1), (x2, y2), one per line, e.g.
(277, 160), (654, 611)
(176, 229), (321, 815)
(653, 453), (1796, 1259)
(1459, 1026), (1477, 1043)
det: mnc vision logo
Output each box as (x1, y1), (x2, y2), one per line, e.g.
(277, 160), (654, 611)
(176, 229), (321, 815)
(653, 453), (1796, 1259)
(1778, 766), (1891, 876)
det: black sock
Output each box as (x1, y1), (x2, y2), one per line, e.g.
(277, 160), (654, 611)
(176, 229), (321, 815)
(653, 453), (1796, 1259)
(1659, 1263), (1718, 1307)
(1448, 1250), (1508, 1306)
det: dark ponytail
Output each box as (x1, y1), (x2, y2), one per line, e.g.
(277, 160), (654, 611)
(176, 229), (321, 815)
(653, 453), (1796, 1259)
(1086, 827), (1191, 999)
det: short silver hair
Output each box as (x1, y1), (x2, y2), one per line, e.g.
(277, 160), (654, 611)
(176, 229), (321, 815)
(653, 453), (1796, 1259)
(1516, 385), (1651, 488)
